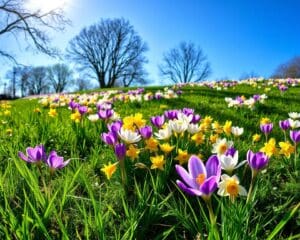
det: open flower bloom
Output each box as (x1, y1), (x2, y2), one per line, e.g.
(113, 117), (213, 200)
(46, 151), (70, 169)
(18, 144), (47, 163)
(212, 138), (234, 156)
(175, 155), (221, 198)
(219, 150), (245, 173)
(217, 174), (247, 199)
(288, 112), (300, 119)
(101, 162), (118, 179)
(154, 126), (172, 140)
(118, 128), (141, 144)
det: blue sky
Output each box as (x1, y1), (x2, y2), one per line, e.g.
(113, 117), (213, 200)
(1, 0), (300, 86)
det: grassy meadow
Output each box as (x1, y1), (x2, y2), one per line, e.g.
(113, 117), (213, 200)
(0, 79), (299, 239)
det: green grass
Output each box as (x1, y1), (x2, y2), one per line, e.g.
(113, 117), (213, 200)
(0, 82), (299, 239)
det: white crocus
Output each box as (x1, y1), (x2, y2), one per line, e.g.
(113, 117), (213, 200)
(288, 112), (300, 119)
(219, 151), (246, 173)
(217, 174), (247, 199)
(168, 119), (188, 134)
(118, 129), (141, 144)
(187, 123), (200, 134)
(87, 114), (99, 122)
(154, 126), (172, 140)
(288, 118), (300, 129)
(231, 126), (244, 137)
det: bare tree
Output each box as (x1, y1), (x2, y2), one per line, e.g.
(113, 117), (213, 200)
(159, 42), (211, 83)
(48, 63), (73, 93)
(67, 18), (148, 88)
(272, 56), (300, 78)
(0, 0), (70, 62)
(74, 77), (93, 91)
(4, 65), (31, 97)
(27, 66), (49, 95)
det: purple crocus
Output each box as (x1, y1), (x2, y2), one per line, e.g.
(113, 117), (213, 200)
(260, 123), (273, 134)
(253, 95), (261, 102)
(78, 105), (88, 115)
(290, 130), (300, 143)
(247, 150), (269, 171)
(190, 114), (201, 124)
(164, 110), (178, 120)
(182, 108), (194, 116)
(46, 151), (70, 169)
(18, 144), (47, 163)
(69, 100), (79, 110)
(175, 155), (221, 198)
(279, 119), (290, 131)
(225, 147), (236, 157)
(150, 115), (165, 128)
(98, 109), (114, 120)
(139, 125), (152, 139)
(114, 143), (126, 160)
(101, 132), (118, 145)
(108, 120), (123, 133)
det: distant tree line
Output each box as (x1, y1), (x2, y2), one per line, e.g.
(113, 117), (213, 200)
(1, 0), (299, 98)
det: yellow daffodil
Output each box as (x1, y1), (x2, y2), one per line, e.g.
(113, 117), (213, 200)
(48, 108), (57, 118)
(101, 162), (118, 179)
(123, 113), (146, 131)
(71, 111), (82, 123)
(203, 116), (213, 125)
(191, 132), (205, 146)
(126, 144), (140, 160)
(145, 137), (159, 152)
(150, 155), (165, 170)
(210, 134), (219, 144)
(279, 141), (295, 158)
(260, 138), (277, 157)
(175, 149), (190, 165)
(252, 134), (261, 142)
(260, 117), (271, 125)
(223, 120), (232, 136)
(159, 143), (175, 154)
(212, 121), (223, 134)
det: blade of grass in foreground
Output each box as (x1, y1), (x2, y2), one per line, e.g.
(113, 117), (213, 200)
(266, 202), (300, 240)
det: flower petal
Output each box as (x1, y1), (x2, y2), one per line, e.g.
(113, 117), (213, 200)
(206, 155), (221, 180)
(176, 180), (202, 196)
(188, 155), (206, 178)
(18, 151), (29, 162)
(175, 164), (197, 189)
(200, 176), (218, 196)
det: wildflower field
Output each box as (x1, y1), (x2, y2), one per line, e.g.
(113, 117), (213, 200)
(0, 79), (299, 240)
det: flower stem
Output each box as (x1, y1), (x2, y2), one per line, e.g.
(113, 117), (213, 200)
(246, 170), (257, 203)
(294, 142), (298, 170)
(205, 197), (220, 240)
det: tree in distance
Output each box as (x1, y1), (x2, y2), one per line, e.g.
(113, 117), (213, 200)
(0, 0), (70, 63)
(159, 41), (211, 84)
(47, 63), (73, 93)
(67, 18), (148, 88)
(272, 56), (300, 79)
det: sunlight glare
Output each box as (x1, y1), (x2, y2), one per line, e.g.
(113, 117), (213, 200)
(25, 0), (70, 12)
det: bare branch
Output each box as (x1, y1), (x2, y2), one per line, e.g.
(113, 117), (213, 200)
(159, 41), (211, 83)
(67, 18), (148, 88)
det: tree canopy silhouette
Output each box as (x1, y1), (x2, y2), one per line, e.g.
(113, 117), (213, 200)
(67, 18), (148, 88)
(159, 41), (211, 84)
